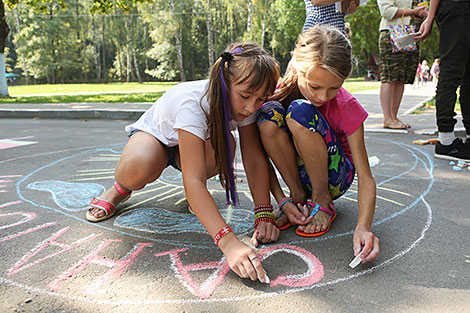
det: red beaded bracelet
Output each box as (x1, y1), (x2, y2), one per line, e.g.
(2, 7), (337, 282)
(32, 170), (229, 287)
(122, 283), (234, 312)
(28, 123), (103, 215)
(254, 216), (277, 228)
(254, 204), (273, 210)
(213, 226), (233, 246)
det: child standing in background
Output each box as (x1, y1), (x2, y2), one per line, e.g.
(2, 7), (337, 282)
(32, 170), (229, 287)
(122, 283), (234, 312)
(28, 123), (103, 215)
(257, 25), (379, 263)
(87, 43), (281, 282)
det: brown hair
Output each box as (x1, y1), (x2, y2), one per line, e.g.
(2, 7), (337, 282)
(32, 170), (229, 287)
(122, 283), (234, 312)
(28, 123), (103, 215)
(271, 25), (352, 108)
(203, 43), (280, 198)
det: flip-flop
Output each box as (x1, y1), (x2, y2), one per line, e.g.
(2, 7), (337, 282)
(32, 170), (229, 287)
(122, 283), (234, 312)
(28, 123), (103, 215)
(383, 121), (408, 130)
(86, 182), (131, 222)
(296, 201), (336, 237)
(276, 207), (292, 230)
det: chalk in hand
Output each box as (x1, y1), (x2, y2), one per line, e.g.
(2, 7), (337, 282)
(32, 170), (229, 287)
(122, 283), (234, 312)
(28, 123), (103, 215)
(349, 254), (363, 268)
(254, 266), (270, 284)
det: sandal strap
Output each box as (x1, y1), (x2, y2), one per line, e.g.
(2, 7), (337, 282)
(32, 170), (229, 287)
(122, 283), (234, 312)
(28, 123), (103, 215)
(278, 200), (301, 218)
(306, 201), (335, 217)
(114, 182), (132, 196)
(89, 197), (116, 216)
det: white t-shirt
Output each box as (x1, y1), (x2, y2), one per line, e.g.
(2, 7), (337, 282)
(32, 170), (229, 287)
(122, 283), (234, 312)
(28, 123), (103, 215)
(125, 80), (256, 147)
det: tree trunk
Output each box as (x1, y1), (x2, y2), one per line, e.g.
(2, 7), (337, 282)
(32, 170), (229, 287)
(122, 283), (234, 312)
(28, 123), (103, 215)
(14, 8), (29, 85)
(75, 0), (83, 82)
(101, 16), (107, 83)
(247, 0), (253, 39)
(125, 17), (131, 82)
(132, 47), (142, 83)
(118, 50), (124, 81)
(205, 0), (214, 68)
(91, 15), (101, 82)
(0, 0), (8, 96)
(49, 5), (56, 84)
(170, 0), (185, 82)
(261, 0), (267, 48)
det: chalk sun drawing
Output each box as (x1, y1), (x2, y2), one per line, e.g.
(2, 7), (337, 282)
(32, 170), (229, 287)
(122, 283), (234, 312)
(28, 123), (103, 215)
(0, 137), (435, 304)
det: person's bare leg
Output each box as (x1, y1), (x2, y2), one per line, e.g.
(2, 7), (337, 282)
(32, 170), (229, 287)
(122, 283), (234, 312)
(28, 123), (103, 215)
(258, 121), (307, 203)
(391, 82), (409, 127)
(89, 131), (169, 218)
(287, 118), (332, 234)
(380, 82), (395, 126)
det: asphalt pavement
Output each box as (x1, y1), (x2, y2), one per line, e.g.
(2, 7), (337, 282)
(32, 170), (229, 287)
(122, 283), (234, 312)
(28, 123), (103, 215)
(0, 83), (469, 313)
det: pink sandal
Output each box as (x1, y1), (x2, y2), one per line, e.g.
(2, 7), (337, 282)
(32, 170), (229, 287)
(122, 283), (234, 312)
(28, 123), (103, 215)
(86, 182), (132, 222)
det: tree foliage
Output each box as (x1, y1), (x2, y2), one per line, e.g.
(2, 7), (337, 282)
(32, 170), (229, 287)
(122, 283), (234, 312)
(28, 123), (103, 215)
(3, 0), (439, 83)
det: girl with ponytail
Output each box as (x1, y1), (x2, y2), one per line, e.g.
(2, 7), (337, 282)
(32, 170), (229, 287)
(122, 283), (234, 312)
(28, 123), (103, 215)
(86, 43), (280, 282)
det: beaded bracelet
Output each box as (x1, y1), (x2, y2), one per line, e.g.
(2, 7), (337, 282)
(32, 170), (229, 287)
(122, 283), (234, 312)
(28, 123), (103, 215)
(253, 203), (276, 228)
(213, 225), (233, 246)
(278, 197), (293, 210)
(254, 216), (277, 228)
(254, 207), (274, 214)
(254, 204), (274, 210)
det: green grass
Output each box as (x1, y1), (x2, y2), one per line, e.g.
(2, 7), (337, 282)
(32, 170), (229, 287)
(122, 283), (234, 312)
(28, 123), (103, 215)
(0, 92), (165, 104)
(411, 88), (461, 114)
(1, 78), (380, 104)
(8, 82), (178, 96)
(342, 80), (380, 93)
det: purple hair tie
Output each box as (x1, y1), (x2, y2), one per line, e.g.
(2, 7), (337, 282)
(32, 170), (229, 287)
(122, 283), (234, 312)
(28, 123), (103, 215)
(219, 47), (243, 206)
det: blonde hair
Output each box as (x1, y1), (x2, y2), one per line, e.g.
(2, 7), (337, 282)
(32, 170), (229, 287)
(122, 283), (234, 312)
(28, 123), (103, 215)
(204, 43), (280, 202)
(272, 25), (352, 107)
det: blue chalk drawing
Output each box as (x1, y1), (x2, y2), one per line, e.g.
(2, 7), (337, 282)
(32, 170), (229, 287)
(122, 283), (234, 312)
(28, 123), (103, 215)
(27, 180), (105, 212)
(114, 207), (253, 235)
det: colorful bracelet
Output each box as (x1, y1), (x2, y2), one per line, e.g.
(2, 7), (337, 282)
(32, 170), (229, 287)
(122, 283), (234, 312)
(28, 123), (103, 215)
(254, 216), (277, 228)
(254, 204), (273, 210)
(213, 226), (233, 246)
(278, 197), (293, 210)
(255, 211), (276, 219)
(253, 203), (276, 228)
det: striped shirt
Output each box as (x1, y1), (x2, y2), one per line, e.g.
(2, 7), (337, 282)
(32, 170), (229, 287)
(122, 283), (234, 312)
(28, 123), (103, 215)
(303, 0), (346, 35)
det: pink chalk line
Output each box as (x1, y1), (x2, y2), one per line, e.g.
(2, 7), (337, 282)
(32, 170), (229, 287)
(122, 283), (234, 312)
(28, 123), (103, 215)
(0, 212), (37, 230)
(8, 227), (102, 276)
(48, 239), (152, 293)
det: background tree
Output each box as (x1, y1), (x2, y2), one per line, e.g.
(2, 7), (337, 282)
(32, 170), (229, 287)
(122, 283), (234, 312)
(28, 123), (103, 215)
(2, 0), (440, 86)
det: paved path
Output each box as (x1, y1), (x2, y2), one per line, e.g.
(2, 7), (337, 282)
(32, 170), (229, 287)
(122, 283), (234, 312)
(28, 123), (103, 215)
(0, 82), (464, 136)
(0, 83), (469, 313)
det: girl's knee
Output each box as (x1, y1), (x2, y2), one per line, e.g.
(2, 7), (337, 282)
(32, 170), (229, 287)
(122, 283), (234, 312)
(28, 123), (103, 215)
(258, 119), (286, 137)
(116, 152), (165, 188)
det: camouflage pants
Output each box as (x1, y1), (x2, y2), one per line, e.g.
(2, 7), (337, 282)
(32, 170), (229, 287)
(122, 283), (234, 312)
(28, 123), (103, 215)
(379, 30), (420, 84)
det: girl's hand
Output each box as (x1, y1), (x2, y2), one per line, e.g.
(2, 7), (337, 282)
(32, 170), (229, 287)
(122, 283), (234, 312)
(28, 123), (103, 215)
(252, 221), (280, 246)
(281, 201), (312, 225)
(219, 234), (268, 283)
(353, 229), (380, 263)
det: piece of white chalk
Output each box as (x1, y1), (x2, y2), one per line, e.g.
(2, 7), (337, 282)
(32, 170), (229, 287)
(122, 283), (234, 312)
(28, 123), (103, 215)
(253, 264), (270, 284)
(349, 254), (362, 268)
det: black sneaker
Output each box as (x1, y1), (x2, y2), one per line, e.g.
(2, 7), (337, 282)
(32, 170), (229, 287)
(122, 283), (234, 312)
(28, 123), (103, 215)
(435, 138), (470, 162)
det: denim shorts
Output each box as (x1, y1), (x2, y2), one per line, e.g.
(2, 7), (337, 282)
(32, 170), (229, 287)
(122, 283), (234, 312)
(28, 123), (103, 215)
(128, 129), (180, 171)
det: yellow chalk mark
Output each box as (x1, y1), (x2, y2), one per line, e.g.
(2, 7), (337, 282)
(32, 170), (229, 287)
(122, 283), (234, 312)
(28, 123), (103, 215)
(76, 168), (115, 173)
(124, 187), (182, 210)
(87, 157), (120, 162)
(73, 171), (115, 177)
(376, 195), (403, 206)
(377, 186), (411, 197)
(72, 175), (115, 181)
